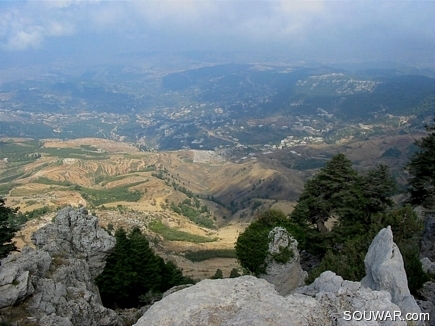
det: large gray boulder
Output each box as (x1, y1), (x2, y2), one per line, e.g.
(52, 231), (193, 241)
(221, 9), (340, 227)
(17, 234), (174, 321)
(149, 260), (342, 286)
(259, 227), (307, 295)
(361, 226), (424, 325)
(0, 207), (123, 326)
(134, 273), (405, 326)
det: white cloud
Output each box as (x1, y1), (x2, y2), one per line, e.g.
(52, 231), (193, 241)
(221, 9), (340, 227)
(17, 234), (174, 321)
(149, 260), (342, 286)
(5, 30), (44, 50)
(0, 1), (434, 64)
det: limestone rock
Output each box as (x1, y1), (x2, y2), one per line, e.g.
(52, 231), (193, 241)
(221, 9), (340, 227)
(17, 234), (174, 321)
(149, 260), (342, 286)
(418, 282), (435, 326)
(0, 207), (123, 326)
(134, 273), (405, 326)
(259, 227), (307, 295)
(361, 226), (423, 325)
(421, 257), (435, 275)
(417, 299), (435, 326)
(31, 206), (116, 278)
(162, 284), (193, 298)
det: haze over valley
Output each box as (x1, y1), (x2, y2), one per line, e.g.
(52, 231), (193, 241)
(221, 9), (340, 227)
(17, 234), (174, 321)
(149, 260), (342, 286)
(1, 0), (434, 280)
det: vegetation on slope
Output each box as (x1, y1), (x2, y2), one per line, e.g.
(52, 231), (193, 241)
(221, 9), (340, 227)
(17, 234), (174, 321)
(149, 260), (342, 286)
(235, 209), (305, 276)
(236, 133), (434, 292)
(96, 227), (194, 309)
(0, 198), (18, 259)
(149, 220), (217, 243)
(406, 121), (435, 209)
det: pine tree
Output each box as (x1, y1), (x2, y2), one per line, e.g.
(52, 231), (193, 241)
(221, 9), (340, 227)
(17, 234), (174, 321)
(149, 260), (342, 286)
(291, 153), (360, 233)
(406, 121), (435, 208)
(291, 154), (397, 254)
(0, 198), (18, 259)
(96, 226), (192, 308)
(96, 228), (134, 308)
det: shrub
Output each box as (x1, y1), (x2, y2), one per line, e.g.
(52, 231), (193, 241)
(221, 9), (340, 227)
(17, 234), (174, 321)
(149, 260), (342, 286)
(149, 220), (217, 243)
(212, 269), (223, 279)
(229, 268), (241, 278)
(306, 206), (429, 293)
(235, 209), (305, 276)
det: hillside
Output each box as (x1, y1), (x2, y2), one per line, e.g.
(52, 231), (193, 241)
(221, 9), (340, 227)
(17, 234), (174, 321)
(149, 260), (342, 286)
(0, 131), (426, 279)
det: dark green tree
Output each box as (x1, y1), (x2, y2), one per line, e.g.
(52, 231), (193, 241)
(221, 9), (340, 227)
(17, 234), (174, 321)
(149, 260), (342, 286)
(158, 260), (187, 292)
(96, 226), (191, 309)
(359, 165), (396, 216)
(0, 198), (18, 259)
(406, 121), (435, 208)
(291, 154), (360, 233)
(291, 154), (396, 247)
(95, 228), (135, 308)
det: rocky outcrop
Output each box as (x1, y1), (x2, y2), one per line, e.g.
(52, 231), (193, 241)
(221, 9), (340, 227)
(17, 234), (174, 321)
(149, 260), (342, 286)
(134, 225), (427, 326)
(259, 226), (307, 295)
(421, 257), (435, 275)
(134, 272), (405, 326)
(418, 281), (435, 326)
(0, 207), (123, 326)
(361, 226), (424, 325)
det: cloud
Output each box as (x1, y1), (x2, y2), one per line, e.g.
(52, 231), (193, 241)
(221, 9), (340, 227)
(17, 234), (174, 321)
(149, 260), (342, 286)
(6, 30), (43, 50)
(0, 1), (434, 64)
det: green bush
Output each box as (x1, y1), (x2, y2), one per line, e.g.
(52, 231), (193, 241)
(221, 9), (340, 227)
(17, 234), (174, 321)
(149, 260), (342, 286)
(235, 209), (305, 276)
(230, 268), (241, 278)
(306, 206), (429, 293)
(271, 245), (294, 264)
(149, 220), (217, 243)
(212, 268), (223, 279)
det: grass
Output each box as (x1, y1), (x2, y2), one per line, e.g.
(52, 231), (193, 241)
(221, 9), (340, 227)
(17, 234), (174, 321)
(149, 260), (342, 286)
(0, 171), (26, 184)
(170, 202), (215, 229)
(39, 147), (109, 160)
(17, 177), (145, 206)
(34, 177), (73, 187)
(0, 140), (40, 163)
(96, 174), (149, 186)
(78, 182), (143, 206)
(149, 220), (217, 243)
(0, 183), (16, 196)
(184, 249), (237, 262)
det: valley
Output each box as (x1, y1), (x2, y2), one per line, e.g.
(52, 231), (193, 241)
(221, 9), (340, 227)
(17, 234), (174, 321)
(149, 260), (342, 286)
(0, 131), (426, 279)
(0, 60), (433, 280)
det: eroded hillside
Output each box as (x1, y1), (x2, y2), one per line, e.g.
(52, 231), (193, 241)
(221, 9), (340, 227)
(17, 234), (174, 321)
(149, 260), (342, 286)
(1, 134), (423, 279)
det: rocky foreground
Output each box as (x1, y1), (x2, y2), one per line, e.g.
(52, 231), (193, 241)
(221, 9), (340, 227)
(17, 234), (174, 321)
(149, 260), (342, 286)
(0, 207), (434, 326)
(0, 207), (123, 326)
(133, 226), (429, 326)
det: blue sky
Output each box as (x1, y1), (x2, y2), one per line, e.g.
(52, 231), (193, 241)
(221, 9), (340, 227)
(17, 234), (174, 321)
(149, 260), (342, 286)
(1, 1), (434, 66)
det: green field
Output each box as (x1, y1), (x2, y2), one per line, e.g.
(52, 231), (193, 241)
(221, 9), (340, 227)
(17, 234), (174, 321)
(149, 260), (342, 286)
(148, 220), (217, 243)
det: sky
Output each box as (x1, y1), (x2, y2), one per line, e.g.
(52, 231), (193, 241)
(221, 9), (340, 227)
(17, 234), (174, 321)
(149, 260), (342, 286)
(1, 0), (435, 67)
